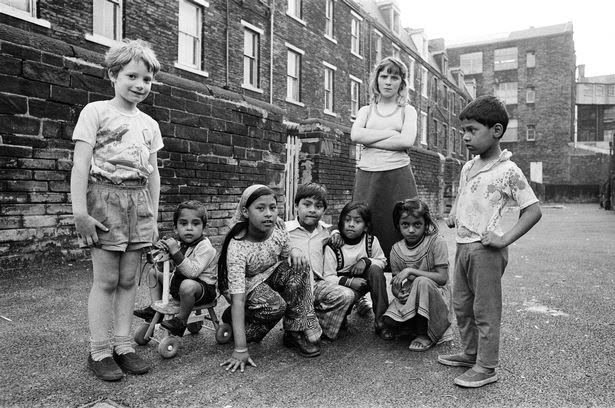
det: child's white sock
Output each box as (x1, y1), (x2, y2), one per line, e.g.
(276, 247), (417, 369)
(113, 335), (135, 355)
(90, 338), (112, 361)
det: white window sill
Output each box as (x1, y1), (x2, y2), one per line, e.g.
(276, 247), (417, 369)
(286, 98), (305, 107)
(286, 13), (306, 26)
(324, 34), (337, 44)
(242, 84), (263, 94)
(174, 62), (209, 78)
(324, 109), (337, 117)
(351, 51), (363, 60)
(85, 33), (122, 48)
(0, 5), (50, 28)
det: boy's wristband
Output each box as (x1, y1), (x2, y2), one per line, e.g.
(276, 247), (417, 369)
(234, 347), (248, 353)
(360, 257), (372, 270)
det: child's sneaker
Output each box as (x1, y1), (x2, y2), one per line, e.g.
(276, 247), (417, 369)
(454, 368), (498, 388)
(161, 317), (187, 337)
(355, 295), (372, 317)
(87, 355), (123, 381)
(133, 306), (156, 322)
(437, 353), (477, 367)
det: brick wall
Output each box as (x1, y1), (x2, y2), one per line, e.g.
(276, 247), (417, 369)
(0, 25), (287, 269)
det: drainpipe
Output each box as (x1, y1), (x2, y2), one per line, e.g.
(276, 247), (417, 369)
(225, 0), (230, 88)
(269, 0), (275, 104)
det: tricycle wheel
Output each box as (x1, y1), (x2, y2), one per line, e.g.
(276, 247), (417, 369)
(215, 323), (233, 344)
(134, 323), (151, 345)
(187, 321), (203, 334)
(158, 336), (180, 358)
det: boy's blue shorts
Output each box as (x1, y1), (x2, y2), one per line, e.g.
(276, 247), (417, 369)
(84, 180), (155, 252)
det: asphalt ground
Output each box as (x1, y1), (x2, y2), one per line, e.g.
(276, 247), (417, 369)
(1, 203), (614, 408)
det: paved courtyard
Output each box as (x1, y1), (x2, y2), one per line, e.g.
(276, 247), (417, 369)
(1, 204), (613, 407)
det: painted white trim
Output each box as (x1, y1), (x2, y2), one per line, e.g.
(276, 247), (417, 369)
(0, 4), (50, 28)
(324, 34), (337, 44)
(351, 51), (363, 60)
(324, 109), (337, 117)
(191, 0), (209, 7)
(285, 97), (305, 107)
(85, 33), (122, 48)
(322, 61), (337, 71)
(349, 74), (362, 83)
(241, 19), (264, 35)
(241, 83), (264, 94)
(350, 10), (363, 21)
(285, 42), (305, 55)
(286, 12), (307, 26)
(174, 62), (209, 77)
(373, 28), (383, 37)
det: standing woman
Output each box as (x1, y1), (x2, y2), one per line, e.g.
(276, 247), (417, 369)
(350, 57), (418, 266)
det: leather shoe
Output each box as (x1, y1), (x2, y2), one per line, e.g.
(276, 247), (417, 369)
(161, 317), (187, 337)
(112, 351), (150, 375)
(87, 355), (123, 381)
(283, 331), (321, 357)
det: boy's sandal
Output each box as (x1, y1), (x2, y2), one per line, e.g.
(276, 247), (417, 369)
(408, 336), (434, 352)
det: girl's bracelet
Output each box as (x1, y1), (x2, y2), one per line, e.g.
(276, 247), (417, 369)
(234, 347), (248, 353)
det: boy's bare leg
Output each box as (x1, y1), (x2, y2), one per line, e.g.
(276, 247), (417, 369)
(88, 248), (120, 341)
(114, 250), (141, 337)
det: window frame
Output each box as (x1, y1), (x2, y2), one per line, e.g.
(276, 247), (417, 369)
(285, 43), (304, 106)
(349, 74), (362, 118)
(420, 111), (428, 145)
(495, 81), (518, 105)
(526, 51), (536, 68)
(373, 29), (383, 65)
(501, 119), (518, 142)
(287, 0), (304, 23)
(494, 47), (518, 71)
(175, 0), (209, 76)
(526, 87), (535, 104)
(324, 0), (335, 42)
(526, 125), (536, 141)
(323, 61), (336, 116)
(350, 11), (363, 58)
(0, 0), (50, 27)
(460, 52), (483, 75)
(241, 20), (263, 92)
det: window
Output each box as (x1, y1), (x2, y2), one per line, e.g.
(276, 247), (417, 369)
(443, 85), (449, 109)
(407, 57), (415, 90)
(433, 119), (438, 146)
(323, 62), (336, 115)
(92, 0), (122, 42)
(374, 30), (382, 64)
(350, 75), (362, 118)
(596, 85), (605, 97)
(392, 44), (400, 60)
(495, 82), (518, 104)
(609, 85), (615, 97)
(351, 12), (362, 57)
(421, 68), (428, 97)
(526, 51), (536, 68)
(526, 87), (535, 104)
(494, 47), (518, 71)
(460, 52), (482, 74)
(449, 91), (455, 114)
(451, 127), (457, 153)
(324, 0), (334, 39)
(286, 44), (303, 104)
(0, 0), (49, 27)
(501, 119), (518, 142)
(420, 111), (428, 145)
(242, 21), (263, 90)
(526, 125), (536, 141)
(178, 0), (204, 71)
(432, 78), (438, 103)
(287, 0), (302, 20)
(392, 9), (400, 35)
(443, 123), (449, 150)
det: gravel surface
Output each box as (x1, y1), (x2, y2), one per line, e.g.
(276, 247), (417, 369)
(1, 204), (613, 408)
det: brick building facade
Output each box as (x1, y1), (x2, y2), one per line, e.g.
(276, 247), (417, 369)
(0, 0), (470, 267)
(446, 23), (605, 201)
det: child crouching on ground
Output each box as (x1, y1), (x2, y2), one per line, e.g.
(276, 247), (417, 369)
(324, 202), (390, 340)
(134, 200), (217, 337)
(382, 199), (453, 351)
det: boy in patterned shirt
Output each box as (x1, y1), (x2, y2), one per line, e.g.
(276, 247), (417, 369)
(438, 95), (542, 388)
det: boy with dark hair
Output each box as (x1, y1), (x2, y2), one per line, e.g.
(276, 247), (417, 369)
(439, 95), (542, 388)
(134, 200), (217, 337)
(286, 183), (356, 341)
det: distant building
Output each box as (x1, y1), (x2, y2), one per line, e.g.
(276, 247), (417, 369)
(446, 23), (604, 201)
(576, 69), (615, 147)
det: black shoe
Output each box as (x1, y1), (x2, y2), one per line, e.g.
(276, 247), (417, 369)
(87, 355), (123, 381)
(161, 317), (187, 337)
(133, 306), (156, 322)
(112, 351), (150, 375)
(283, 331), (321, 358)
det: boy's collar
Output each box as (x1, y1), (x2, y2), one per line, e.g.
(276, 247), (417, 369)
(286, 218), (331, 232)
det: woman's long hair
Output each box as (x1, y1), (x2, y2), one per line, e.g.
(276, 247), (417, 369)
(392, 198), (438, 236)
(369, 56), (408, 106)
